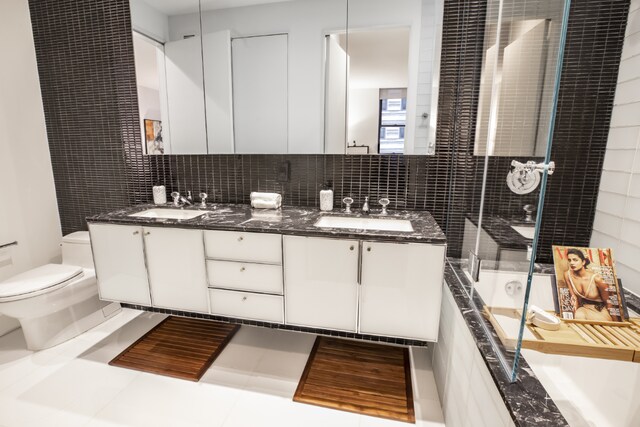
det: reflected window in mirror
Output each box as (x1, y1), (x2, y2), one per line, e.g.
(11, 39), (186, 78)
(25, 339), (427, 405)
(378, 90), (407, 154)
(335, 0), (443, 155)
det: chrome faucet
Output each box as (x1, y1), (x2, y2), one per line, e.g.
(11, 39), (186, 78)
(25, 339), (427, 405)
(378, 198), (390, 215)
(523, 204), (535, 223)
(362, 196), (370, 214)
(170, 191), (193, 207)
(343, 197), (354, 213)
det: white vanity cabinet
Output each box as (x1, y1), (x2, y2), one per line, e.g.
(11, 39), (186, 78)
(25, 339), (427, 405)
(283, 236), (359, 331)
(88, 223), (151, 305)
(359, 241), (445, 341)
(89, 224), (208, 311)
(143, 227), (208, 313)
(205, 230), (284, 323)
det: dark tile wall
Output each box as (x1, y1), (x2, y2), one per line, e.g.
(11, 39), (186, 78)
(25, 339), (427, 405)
(28, 0), (629, 263)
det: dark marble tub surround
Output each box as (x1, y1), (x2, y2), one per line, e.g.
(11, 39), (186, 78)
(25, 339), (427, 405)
(466, 215), (533, 250)
(87, 204), (446, 244)
(444, 259), (569, 427)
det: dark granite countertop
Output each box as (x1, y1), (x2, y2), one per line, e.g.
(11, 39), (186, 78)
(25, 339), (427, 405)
(467, 214), (533, 250)
(87, 204), (446, 244)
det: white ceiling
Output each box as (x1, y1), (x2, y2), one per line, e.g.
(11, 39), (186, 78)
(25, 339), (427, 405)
(139, 0), (296, 15)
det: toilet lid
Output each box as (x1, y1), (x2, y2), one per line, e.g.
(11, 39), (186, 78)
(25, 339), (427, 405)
(0, 264), (83, 299)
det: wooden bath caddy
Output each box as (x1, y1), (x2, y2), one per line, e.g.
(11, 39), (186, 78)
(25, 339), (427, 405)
(484, 306), (640, 363)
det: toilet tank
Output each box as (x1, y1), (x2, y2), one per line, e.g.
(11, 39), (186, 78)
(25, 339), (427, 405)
(61, 231), (94, 269)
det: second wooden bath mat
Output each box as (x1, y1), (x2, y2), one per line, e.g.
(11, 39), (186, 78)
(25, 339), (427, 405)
(294, 336), (415, 423)
(110, 316), (239, 381)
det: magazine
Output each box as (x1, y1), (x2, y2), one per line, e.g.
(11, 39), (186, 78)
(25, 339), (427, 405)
(552, 246), (626, 322)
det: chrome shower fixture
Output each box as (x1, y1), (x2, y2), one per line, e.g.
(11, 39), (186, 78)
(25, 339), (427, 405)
(506, 160), (555, 195)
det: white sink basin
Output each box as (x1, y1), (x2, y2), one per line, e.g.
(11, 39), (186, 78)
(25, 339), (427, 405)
(129, 208), (211, 220)
(511, 225), (535, 239)
(314, 216), (414, 232)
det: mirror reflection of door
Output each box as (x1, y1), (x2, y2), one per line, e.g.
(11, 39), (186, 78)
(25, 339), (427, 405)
(132, 32), (170, 154)
(231, 34), (288, 154)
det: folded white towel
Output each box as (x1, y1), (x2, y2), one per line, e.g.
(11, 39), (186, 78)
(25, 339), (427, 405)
(250, 192), (282, 209)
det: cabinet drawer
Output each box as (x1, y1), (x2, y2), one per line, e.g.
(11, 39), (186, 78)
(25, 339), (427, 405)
(207, 260), (283, 294)
(209, 289), (283, 323)
(204, 231), (282, 264)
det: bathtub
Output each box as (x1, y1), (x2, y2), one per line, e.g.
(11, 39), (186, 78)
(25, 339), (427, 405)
(474, 270), (640, 427)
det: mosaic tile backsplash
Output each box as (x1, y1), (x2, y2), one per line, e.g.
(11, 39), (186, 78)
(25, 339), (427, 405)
(28, 0), (629, 262)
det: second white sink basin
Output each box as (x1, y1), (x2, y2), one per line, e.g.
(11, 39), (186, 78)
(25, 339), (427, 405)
(129, 208), (211, 220)
(511, 225), (535, 239)
(314, 216), (414, 232)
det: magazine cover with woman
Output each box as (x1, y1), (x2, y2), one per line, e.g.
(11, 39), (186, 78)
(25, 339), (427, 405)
(552, 246), (625, 322)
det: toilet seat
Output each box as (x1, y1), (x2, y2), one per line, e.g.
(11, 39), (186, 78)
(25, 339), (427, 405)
(0, 264), (83, 302)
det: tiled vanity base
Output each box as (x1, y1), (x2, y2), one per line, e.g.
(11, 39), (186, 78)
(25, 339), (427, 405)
(120, 304), (429, 347)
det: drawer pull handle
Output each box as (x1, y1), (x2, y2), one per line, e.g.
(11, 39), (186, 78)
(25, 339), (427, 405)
(133, 231), (139, 235)
(367, 247), (371, 252)
(238, 236), (244, 242)
(350, 245), (354, 251)
(240, 267), (246, 272)
(242, 296), (247, 301)
(144, 231), (151, 236)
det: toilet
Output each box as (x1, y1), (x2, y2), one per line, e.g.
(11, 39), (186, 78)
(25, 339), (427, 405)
(0, 232), (121, 350)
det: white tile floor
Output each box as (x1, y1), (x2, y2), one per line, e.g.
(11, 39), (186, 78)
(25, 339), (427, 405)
(0, 309), (445, 427)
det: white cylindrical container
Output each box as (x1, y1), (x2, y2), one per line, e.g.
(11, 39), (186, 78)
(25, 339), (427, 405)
(153, 185), (167, 205)
(320, 184), (333, 211)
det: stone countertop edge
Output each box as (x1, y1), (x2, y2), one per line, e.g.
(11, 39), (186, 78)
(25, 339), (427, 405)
(85, 203), (447, 244)
(444, 259), (569, 427)
(466, 214), (533, 250)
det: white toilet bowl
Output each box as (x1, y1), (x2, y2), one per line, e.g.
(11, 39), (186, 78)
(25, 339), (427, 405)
(0, 232), (121, 350)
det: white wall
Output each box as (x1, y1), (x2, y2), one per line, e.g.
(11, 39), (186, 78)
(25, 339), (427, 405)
(0, 0), (62, 331)
(590, 0), (640, 295)
(347, 88), (379, 153)
(432, 285), (515, 427)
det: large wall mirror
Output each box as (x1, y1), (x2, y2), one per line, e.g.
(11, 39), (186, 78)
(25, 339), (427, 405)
(474, 1), (565, 157)
(130, 0), (443, 155)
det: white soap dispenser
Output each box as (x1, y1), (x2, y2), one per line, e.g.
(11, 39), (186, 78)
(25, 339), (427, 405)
(319, 181), (334, 211)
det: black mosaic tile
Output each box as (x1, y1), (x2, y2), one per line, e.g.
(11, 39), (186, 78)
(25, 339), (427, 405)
(28, 0), (629, 265)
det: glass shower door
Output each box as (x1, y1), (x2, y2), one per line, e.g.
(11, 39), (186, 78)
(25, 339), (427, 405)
(464, 0), (571, 382)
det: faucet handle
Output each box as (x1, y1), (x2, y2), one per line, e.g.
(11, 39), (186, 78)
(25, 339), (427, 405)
(378, 198), (390, 215)
(171, 191), (180, 206)
(199, 192), (208, 208)
(523, 204), (535, 222)
(343, 197), (354, 213)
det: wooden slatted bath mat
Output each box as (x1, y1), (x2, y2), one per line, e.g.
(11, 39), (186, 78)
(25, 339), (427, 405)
(294, 336), (415, 423)
(110, 316), (239, 381)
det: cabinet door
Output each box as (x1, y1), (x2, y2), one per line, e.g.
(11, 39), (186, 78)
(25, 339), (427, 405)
(360, 241), (445, 341)
(88, 223), (151, 305)
(284, 236), (359, 331)
(143, 227), (208, 313)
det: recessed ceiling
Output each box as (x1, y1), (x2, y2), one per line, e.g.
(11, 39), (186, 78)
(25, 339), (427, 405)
(137, 0), (297, 16)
